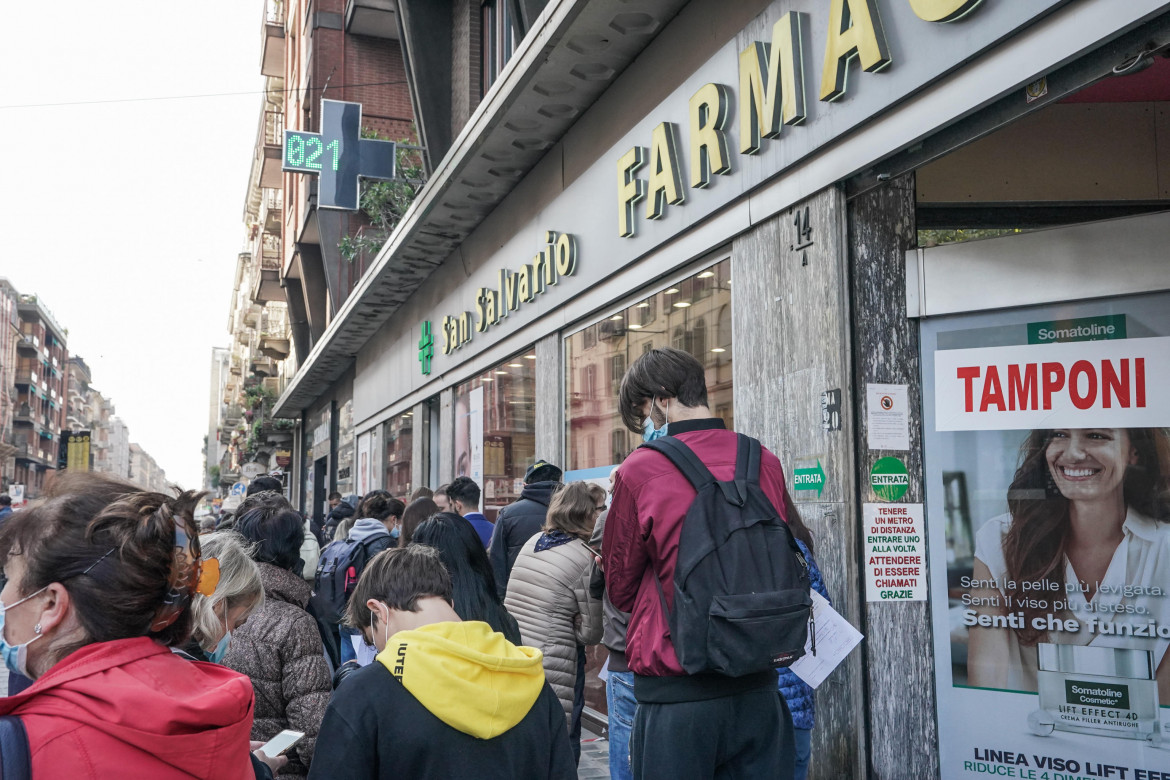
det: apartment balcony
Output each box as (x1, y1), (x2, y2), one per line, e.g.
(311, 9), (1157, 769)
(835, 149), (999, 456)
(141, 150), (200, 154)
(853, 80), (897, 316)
(13, 369), (36, 387)
(260, 0), (285, 78)
(345, 0), (398, 39)
(260, 110), (284, 189)
(258, 336), (291, 360)
(13, 442), (47, 467)
(251, 357), (278, 377)
(15, 334), (36, 355)
(261, 188), (283, 234)
(241, 302), (263, 329)
(251, 235), (283, 304)
(13, 405), (33, 426)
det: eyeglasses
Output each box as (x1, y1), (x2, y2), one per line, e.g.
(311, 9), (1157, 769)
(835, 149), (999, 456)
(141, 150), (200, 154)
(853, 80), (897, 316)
(594, 505), (607, 512)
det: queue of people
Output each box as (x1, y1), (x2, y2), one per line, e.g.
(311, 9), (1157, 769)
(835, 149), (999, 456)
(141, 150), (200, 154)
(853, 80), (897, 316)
(0, 346), (825, 779)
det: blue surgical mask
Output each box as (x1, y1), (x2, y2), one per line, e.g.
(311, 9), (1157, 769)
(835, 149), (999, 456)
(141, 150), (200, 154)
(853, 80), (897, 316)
(0, 586), (48, 678)
(642, 416), (667, 443)
(389, 526), (400, 540)
(208, 629), (232, 664)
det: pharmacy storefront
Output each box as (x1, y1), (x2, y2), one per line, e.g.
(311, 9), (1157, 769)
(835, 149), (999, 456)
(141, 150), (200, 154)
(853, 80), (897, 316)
(278, 0), (1170, 775)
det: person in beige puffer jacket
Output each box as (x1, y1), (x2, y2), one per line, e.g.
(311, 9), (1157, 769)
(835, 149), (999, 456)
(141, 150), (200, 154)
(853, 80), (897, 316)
(504, 482), (603, 760)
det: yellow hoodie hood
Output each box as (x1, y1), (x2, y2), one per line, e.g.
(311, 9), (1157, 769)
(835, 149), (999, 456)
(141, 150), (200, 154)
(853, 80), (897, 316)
(376, 620), (546, 740)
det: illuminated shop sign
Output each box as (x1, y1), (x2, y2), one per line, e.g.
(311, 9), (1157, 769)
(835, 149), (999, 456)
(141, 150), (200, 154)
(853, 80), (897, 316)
(616, 0), (1013, 237)
(282, 99), (397, 211)
(437, 231), (578, 356)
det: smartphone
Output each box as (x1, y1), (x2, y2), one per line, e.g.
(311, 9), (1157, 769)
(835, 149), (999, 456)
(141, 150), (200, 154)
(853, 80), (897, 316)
(260, 729), (305, 757)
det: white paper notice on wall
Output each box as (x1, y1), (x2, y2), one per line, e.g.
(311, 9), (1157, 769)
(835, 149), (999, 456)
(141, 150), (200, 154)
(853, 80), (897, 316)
(788, 591), (863, 689)
(866, 383), (910, 450)
(864, 503), (926, 603)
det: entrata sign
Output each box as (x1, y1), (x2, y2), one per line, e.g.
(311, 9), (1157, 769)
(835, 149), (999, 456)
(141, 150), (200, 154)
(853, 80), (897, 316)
(282, 100), (397, 211)
(934, 337), (1170, 431)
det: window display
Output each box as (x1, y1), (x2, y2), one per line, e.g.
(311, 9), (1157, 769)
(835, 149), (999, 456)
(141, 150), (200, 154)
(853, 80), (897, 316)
(565, 258), (733, 475)
(453, 350), (536, 522)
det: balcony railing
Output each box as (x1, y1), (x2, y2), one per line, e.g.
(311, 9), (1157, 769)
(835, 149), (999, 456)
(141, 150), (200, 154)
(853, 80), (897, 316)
(264, 110), (284, 147)
(260, 233), (282, 270)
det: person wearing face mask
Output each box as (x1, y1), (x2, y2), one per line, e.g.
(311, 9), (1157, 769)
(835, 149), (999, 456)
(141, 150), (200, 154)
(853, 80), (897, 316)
(0, 472), (259, 779)
(174, 531), (285, 779)
(331, 491), (404, 665)
(968, 427), (1170, 697)
(604, 347), (800, 780)
(309, 544), (576, 780)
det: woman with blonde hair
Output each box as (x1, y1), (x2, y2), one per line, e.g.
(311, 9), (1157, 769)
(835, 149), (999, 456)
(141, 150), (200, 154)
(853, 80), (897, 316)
(179, 531), (265, 664)
(504, 481), (603, 762)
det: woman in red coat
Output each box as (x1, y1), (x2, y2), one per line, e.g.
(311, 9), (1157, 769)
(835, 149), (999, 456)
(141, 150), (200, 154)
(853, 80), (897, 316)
(0, 472), (258, 779)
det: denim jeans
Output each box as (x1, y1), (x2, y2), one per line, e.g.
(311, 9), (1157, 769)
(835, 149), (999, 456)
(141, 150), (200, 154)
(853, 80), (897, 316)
(606, 670), (636, 780)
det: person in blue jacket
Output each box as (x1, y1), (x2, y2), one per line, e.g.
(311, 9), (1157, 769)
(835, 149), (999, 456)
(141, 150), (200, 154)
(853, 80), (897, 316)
(778, 495), (830, 780)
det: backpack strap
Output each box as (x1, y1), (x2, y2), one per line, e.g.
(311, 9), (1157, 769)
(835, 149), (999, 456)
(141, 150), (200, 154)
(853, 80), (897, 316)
(0, 715), (31, 780)
(640, 437), (716, 492)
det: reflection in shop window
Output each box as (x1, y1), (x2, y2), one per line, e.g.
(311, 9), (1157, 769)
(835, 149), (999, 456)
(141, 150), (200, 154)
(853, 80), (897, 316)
(453, 350), (536, 522)
(383, 411), (413, 499)
(566, 258), (733, 473)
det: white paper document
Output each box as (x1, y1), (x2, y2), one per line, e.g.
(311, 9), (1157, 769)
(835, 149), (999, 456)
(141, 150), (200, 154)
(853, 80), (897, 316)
(788, 591), (864, 689)
(866, 383), (910, 450)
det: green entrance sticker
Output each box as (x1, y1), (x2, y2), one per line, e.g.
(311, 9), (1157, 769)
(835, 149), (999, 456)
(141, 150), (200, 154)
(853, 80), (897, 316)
(870, 457), (908, 501)
(1027, 314), (1126, 344)
(793, 460), (825, 496)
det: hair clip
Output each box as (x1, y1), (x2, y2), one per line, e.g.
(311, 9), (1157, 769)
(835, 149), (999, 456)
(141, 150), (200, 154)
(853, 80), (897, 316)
(197, 557), (221, 598)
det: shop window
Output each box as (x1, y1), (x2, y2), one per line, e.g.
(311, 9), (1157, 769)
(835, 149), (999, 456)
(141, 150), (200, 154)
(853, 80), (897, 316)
(608, 354), (626, 396)
(336, 400), (355, 497)
(453, 349), (536, 522)
(582, 323), (597, 350)
(565, 258), (733, 473)
(383, 411), (414, 499)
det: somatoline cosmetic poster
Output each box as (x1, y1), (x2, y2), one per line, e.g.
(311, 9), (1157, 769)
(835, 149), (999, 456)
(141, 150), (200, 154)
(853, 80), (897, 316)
(923, 292), (1170, 779)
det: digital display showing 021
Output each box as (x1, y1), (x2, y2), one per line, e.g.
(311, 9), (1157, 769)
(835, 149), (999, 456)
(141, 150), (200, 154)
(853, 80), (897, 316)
(284, 132), (340, 173)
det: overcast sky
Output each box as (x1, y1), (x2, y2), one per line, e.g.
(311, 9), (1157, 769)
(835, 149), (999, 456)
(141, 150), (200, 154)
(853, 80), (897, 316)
(0, 0), (262, 489)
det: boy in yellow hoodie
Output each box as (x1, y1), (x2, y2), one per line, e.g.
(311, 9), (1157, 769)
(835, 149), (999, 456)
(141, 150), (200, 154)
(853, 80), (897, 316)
(309, 545), (576, 779)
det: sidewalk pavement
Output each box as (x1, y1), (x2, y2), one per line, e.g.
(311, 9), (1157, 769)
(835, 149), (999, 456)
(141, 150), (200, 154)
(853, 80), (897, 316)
(579, 736), (610, 779)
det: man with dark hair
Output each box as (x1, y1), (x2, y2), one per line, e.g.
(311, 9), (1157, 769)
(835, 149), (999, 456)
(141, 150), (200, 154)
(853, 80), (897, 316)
(246, 475), (284, 496)
(325, 491), (356, 541)
(603, 347), (798, 779)
(309, 545), (576, 780)
(487, 460), (563, 599)
(0, 494), (12, 527)
(446, 476), (493, 547)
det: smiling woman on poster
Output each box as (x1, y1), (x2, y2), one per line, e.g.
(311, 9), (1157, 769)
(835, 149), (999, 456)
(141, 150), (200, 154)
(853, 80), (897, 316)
(967, 427), (1170, 697)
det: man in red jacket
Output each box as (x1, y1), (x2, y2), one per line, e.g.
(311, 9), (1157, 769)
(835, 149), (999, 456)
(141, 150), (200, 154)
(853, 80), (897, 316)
(602, 347), (796, 779)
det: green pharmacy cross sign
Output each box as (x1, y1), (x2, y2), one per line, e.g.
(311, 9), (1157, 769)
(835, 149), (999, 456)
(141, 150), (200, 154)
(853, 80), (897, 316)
(418, 321), (434, 375)
(282, 99), (397, 211)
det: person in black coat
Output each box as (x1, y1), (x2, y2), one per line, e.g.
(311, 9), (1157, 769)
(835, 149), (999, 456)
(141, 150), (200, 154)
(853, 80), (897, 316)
(309, 545), (575, 780)
(487, 460), (563, 599)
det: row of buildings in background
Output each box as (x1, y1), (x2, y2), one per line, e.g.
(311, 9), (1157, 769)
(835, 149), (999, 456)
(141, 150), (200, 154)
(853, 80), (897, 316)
(0, 279), (169, 500)
(206, 0), (412, 501)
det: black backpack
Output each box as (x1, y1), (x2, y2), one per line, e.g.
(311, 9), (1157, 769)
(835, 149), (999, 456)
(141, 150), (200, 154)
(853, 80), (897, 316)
(312, 534), (392, 626)
(641, 433), (813, 677)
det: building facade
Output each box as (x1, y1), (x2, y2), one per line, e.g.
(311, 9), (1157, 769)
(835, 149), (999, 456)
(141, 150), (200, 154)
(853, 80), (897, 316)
(220, 0), (416, 500)
(269, 1), (1170, 775)
(0, 280), (19, 492)
(11, 294), (69, 499)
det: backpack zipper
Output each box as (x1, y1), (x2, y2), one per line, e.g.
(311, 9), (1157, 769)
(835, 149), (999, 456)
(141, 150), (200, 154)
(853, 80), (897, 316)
(809, 612), (817, 656)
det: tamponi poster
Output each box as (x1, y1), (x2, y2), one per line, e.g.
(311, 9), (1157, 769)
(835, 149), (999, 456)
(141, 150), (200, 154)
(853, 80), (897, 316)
(922, 294), (1170, 779)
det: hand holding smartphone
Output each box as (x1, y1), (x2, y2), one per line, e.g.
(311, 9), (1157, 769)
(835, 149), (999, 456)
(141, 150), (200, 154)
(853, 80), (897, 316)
(260, 729), (305, 757)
